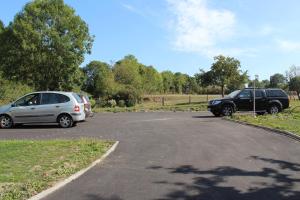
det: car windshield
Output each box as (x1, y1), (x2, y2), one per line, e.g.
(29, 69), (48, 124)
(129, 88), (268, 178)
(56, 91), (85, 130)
(226, 90), (241, 98)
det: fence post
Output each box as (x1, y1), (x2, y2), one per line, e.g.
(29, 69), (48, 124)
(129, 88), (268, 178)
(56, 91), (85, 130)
(189, 95), (191, 104)
(162, 97), (165, 106)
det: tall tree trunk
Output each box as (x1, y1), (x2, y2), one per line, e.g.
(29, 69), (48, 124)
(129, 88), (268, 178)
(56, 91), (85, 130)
(221, 85), (225, 97)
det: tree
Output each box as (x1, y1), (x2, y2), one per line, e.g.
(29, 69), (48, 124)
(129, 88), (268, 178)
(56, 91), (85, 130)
(0, 20), (4, 33)
(161, 71), (175, 93)
(139, 65), (163, 94)
(286, 65), (300, 82)
(269, 73), (286, 88)
(289, 76), (300, 100)
(0, 0), (93, 90)
(174, 72), (188, 94)
(113, 55), (142, 87)
(210, 55), (247, 97)
(83, 61), (115, 98)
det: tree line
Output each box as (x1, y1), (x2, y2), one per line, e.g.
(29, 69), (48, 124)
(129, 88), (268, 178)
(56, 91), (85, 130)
(0, 0), (299, 106)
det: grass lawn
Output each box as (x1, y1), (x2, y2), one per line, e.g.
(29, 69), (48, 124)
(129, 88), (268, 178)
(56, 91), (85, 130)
(0, 139), (114, 200)
(232, 100), (300, 136)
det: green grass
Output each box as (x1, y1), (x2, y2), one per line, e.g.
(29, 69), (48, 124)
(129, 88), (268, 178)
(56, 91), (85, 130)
(231, 100), (300, 136)
(94, 94), (220, 112)
(0, 139), (114, 200)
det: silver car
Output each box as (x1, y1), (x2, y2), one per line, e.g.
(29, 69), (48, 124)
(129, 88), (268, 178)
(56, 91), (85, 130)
(0, 91), (85, 128)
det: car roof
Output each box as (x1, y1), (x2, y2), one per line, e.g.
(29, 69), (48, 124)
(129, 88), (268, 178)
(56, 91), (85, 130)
(29, 91), (75, 95)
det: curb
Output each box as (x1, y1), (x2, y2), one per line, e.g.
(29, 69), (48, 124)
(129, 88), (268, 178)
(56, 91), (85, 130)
(222, 118), (300, 142)
(28, 141), (120, 200)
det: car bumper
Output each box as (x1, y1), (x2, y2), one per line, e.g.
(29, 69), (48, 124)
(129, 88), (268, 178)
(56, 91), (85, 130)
(71, 112), (85, 122)
(207, 104), (222, 113)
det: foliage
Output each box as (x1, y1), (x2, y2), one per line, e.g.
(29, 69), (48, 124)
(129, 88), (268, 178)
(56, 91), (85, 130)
(0, 73), (33, 104)
(139, 65), (163, 94)
(0, 0), (93, 91)
(118, 100), (126, 107)
(289, 76), (300, 99)
(196, 55), (248, 96)
(161, 71), (175, 93)
(82, 61), (115, 98)
(269, 73), (286, 88)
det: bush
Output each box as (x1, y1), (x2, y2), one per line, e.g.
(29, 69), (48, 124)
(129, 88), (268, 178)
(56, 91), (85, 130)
(0, 78), (33, 104)
(107, 99), (117, 107)
(118, 100), (126, 107)
(113, 87), (141, 107)
(89, 97), (96, 108)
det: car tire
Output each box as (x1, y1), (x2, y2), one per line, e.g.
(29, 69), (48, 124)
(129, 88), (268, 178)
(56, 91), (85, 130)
(58, 114), (73, 128)
(222, 105), (233, 116)
(268, 104), (280, 115)
(0, 115), (13, 129)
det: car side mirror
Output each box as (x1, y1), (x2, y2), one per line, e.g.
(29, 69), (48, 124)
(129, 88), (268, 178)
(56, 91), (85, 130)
(11, 103), (16, 107)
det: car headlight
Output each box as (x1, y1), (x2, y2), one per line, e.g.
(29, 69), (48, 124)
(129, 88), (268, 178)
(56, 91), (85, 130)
(212, 100), (221, 105)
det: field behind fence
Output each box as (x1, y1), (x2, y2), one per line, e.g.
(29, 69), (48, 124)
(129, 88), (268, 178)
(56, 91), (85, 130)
(142, 94), (222, 106)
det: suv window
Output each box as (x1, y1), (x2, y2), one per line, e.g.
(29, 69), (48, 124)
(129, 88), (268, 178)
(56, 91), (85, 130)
(254, 90), (264, 98)
(15, 93), (40, 106)
(238, 90), (251, 99)
(266, 90), (287, 97)
(41, 93), (70, 105)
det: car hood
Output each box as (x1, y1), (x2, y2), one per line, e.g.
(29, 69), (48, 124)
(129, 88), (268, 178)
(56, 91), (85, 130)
(0, 104), (12, 113)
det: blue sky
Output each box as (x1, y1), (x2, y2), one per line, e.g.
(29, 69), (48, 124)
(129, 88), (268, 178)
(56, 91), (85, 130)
(1, 0), (300, 80)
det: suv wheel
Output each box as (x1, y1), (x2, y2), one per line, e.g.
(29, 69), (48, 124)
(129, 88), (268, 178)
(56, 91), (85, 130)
(58, 114), (73, 128)
(268, 104), (279, 115)
(0, 115), (13, 128)
(222, 105), (233, 116)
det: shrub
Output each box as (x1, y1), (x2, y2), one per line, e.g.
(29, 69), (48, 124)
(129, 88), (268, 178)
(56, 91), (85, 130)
(113, 86), (141, 107)
(0, 78), (33, 104)
(107, 99), (117, 108)
(118, 100), (126, 107)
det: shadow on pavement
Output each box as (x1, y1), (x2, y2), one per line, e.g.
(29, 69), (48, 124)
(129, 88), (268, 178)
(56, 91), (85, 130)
(192, 115), (215, 119)
(148, 156), (300, 200)
(13, 124), (60, 129)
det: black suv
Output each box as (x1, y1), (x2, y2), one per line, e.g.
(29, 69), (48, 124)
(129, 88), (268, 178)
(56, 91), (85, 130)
(208, 88), (289, 117)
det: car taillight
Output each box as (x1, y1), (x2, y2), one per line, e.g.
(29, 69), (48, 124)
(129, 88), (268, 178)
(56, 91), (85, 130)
(74, 105), (80, 112)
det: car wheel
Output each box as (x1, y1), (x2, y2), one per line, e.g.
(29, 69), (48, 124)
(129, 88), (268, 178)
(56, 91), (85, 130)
(268, 104), (279, 115)
(0, 115), (13, 129)
(58, 114), (73, 128)
(222, 105), (233, 116)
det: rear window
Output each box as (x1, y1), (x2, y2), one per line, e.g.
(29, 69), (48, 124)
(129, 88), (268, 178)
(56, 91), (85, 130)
(72, 93), (83, 103)
(266, 90), (287, 97)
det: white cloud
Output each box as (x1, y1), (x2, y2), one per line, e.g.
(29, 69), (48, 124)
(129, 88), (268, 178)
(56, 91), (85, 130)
(277, 39), (300, 52)
(121, 3), (145, 17)
(166, 0), (242, 57)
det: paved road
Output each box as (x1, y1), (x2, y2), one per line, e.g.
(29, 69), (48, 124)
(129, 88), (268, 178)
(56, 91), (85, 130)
(1, 112), (300, 200)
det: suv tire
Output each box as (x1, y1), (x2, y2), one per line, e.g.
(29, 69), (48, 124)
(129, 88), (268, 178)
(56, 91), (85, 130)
(268, 104), (280, 115)
(58, 114), (73, 128)
(222, 105), (233, 116)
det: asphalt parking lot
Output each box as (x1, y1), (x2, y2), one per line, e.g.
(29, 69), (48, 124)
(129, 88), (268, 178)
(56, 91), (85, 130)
(1, 112), (300, 200)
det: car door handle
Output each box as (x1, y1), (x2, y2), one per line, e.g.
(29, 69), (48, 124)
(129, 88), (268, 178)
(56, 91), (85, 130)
(56, 106), (60, 108)
(31, 107), (36, 110)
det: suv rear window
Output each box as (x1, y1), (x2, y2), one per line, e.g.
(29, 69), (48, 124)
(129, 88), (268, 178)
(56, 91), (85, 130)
(266, 90), (287, 97)
(72, 93), (83, 103)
